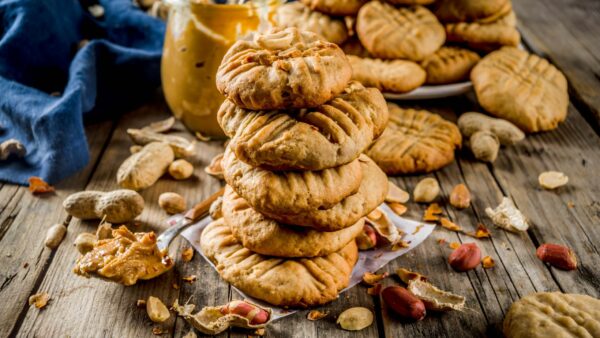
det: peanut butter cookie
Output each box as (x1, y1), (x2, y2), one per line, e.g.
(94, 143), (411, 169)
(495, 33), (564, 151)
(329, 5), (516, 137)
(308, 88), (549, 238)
(385, 0), (434, 4)
(348, 55), (426, 93)
(471, 47), (568, 133)
(218, 82), (388, 171)
(420, 46), (480, 84)
(222, 186), (364, 258)
(445, 11), (520, 52)
(259, 155), (388, 231)
(366, 104), (462, 175)
(503, 292), (600, 338)
(276, 2), (349, 45)
(200, 219), (358, 308)
(357, 2), (445, 61)
(216, 27), (351, 110)
(435, 0), (511, 23)
(222, 147), (362, 214)
(300, 0), (368, 16)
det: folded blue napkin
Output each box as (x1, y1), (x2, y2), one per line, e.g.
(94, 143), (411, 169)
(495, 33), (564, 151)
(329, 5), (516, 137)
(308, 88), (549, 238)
(0, 0), (165, 185)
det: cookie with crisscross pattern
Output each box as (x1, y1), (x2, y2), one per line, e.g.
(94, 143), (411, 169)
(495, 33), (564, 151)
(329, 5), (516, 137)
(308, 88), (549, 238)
(435, 0), (511, 23)
(420, 46), (480, 84)
(471, 47), (568, 133)
(348, 55), (426, 93)
(221, 186), (364, 257)
(222, 147), (362, 214)
(356, 2), (445, 61)
(276, 2), (349, 45)
(216, 27), (351, 110)
(445, 11), (520, 52)
(200, 218), (358, 308)
(218, 82), (388, 171)
(366, 104), (462, 174)
(300, 0), (368, 16)
(503, 292), (600, 338)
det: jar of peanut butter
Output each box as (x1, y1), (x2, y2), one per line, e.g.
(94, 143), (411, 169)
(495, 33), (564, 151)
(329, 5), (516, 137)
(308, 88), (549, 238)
(161, 0), (279, 138)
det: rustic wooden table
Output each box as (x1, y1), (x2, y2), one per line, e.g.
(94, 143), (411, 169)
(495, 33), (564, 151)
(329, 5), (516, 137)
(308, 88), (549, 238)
(1, 1), (599, 337)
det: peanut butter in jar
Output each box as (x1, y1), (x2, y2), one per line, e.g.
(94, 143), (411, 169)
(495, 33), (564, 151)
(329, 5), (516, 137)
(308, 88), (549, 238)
(161, 0), (279, 139)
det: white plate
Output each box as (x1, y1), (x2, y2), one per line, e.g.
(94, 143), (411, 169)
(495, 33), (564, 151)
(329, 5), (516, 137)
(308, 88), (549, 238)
(384, 81), (473, 100)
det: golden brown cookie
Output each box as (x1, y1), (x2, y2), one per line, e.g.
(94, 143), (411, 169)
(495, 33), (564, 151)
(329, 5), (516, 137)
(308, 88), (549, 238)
(386, 0), (435, 4)
(366, 104), (462, 175)
(341, 38), (371, 58)
(434, 0), (511, 23)
(348, 55), (426, 93)
(445, 11), (520, 52)
(200, 218), (359, 308)
(420, 46), (480, 84)
(503, 292), (600, 338)
(471, 47), (568, 133)
(357, 2), (445, 61)
(216, 27), (351, 110)
(276, 2), (349, 45)
(222, 147), (362, 214)
(300, 0), (368, 16)
(218, 82), (388, 171)
(258, 155), (388, 231)
(222, 186), (364, 257)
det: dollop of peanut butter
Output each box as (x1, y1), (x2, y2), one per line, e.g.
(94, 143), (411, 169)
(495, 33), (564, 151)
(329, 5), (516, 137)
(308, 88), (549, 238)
(74, 226), (173, 286)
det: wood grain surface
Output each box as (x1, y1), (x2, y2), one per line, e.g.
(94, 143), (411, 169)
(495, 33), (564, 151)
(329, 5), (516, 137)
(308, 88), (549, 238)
(1, 1), (599, 337)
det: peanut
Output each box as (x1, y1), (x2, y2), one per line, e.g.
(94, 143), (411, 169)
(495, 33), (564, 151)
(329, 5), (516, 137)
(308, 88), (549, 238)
(45, 223), (67, 249)
(117, 142), (174, 190)
(386, 181), (410, 204)
(381, 286), (426, 321)
(470, 131), (499, 162)
(356, 224), (377, 250)
(168, 159), (194, 180)
(158, 192), (186, 214)
(96, 222), (113, 240)
(74, 232), (96, 254)
(538, 171), (568, 190)
(448, 243), (481, 272)
(458, 112), (524, 163)
(63, 189), (144, 223)
(146, 296), (170, 323)
(0, 138), (26, 160)
(413, 178), (440, 203)
(449, 184), (471, 209)
(337, 307), (374, 331)
(205, 153), (224, 179)
(209, 197), (223, 220)
(536, 243), (577, 271)
(220, 300), (270, 325)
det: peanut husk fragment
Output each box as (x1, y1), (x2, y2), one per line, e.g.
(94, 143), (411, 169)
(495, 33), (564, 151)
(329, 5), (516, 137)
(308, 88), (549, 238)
(485, 197), (528, 232)
(407, 280), (465, 312)
(142, 117), (175, 133)
(172, 299), (271, 335)
(127, 128), (196, 158)
(396, 268), (427, 284)
(365, 209), (404, 247)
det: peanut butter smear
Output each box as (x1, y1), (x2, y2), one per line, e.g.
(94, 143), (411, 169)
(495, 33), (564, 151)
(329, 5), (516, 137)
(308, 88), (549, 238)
(74, 226), (173, 286)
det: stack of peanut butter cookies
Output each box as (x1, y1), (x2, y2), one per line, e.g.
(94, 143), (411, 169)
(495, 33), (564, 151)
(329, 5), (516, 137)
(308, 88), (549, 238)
(203, 27), (390, 308)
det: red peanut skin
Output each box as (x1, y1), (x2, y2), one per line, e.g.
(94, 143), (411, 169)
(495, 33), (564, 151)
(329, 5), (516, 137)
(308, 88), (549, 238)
(536, 243), (577, 271)
(381, 286), (426, 321)
(357, 224), (377, 250)
(220, 301), (270, 325)
(448, 243), (481, 272)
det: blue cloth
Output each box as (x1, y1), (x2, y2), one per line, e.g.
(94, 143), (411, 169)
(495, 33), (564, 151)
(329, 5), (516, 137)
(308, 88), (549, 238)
(0, 0), (165, 185)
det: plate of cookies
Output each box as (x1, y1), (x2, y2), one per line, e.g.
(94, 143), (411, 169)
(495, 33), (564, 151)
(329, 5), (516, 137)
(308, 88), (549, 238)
(275, 0), (521, 100)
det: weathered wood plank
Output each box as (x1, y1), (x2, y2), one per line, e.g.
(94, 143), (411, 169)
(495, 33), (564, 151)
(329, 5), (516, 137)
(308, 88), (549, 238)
(0, 118), (115, 337)
(513, 0), (600, 129)
(492, 104), (600, 297)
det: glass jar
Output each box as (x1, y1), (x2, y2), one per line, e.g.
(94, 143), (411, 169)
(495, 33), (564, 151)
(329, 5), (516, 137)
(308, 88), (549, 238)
(161, 0), (279, 138)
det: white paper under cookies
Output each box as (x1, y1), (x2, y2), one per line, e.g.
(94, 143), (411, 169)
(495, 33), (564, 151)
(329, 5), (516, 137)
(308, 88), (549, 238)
(178, 203), (435, 320)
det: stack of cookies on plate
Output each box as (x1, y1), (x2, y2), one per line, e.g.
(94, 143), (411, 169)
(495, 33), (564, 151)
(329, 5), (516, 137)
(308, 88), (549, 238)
(201, 27), (390, 308)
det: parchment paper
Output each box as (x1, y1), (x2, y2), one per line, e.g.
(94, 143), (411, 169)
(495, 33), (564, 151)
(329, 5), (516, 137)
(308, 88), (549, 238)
(178, 203), (435, 320)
